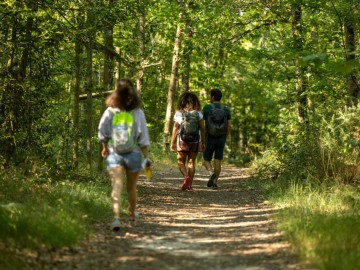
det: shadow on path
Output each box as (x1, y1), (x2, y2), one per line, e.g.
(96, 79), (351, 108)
(38, 166), (312, 270)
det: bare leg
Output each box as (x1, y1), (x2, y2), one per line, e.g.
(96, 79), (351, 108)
(202, 160), (213, 173)
(177, 152), (188, 177)
(213, 159), (222, 184)
(108, 166), (125, 219)
(126, 170), (140, 220)
(187, 151), (198, 186)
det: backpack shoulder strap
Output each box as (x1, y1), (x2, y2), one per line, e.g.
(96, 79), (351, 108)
(108, 107), (121, 115)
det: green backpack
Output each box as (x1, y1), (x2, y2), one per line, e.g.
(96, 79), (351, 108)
(109, 108), (136, 154)
(179, 110), (200, 143)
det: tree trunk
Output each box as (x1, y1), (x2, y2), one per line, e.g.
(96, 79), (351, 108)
(137, 6), (146, 93)
(181, 1), (193, 93)
(98, 0), (115, 172)
(291, 3), (307, 122)
(163, 0), (183, 150)
(344, 20), (359, 102)
(73, 33), (82, 170)
(2, 7), (33, 166)
(85, 9), (94, 171)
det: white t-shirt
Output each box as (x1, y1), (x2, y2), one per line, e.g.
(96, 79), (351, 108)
(98, 107), (150, 153)
(173, 110), (203, 124)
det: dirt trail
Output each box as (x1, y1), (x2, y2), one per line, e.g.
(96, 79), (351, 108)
(35, 165), (312, 270)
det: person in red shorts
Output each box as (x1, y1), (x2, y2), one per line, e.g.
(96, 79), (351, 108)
(170, 92), (205, 191)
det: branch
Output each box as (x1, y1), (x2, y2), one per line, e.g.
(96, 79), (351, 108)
(228, 20), (278, 42)
(79, 90), (113, 101)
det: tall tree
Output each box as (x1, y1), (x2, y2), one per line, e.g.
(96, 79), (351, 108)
(344, 15), (358, 102)
(291, 2), (307, 122)
(181, 1), (193, 92)
(136, 1), (146, 93)
(98, 0), (116, 171)
(163, 0), (184, 150)
(73, 10), (84, 170)
(85, 4), (95, 171)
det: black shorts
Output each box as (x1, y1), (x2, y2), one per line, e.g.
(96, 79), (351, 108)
(202, 135), (226, 161)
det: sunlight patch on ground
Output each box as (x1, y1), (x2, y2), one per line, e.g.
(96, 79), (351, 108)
(155, 220), (272, 228)
(115, 256), (157, 263)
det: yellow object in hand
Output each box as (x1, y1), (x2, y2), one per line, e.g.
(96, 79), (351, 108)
(144, 166), (152, 181)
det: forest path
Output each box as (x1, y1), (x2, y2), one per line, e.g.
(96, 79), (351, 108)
(37, 165), (312, 270)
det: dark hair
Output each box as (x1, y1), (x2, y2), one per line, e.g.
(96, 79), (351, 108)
(105, 78), (141, 110)
(176, 92), (201, 111)
(210, 88), (222, 101)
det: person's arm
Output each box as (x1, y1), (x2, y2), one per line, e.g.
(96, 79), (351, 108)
(225, 106), (232, 137)
(136, 109), (150, 147)
(199, 119), (205, 150)
(101, 142), (109, 158)
(98, 108), (112, 158)
(170, 122), (179, 152)
(226, 120), (232, 137)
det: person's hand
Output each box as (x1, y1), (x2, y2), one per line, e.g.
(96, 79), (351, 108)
(145, 158), (152, 167)
(101, 147), (109, 158)
(142, 158), (152, 168)
(171, 143), (176, 152)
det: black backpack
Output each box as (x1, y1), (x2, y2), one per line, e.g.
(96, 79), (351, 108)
(206, 104), (228, 137)
(179, 110), (200, 143)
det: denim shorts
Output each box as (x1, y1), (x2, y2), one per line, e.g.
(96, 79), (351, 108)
(106, 150), (142, 172)
(202, 135), (226, 161)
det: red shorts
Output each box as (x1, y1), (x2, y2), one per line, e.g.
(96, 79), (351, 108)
(177, 136), (200, 153)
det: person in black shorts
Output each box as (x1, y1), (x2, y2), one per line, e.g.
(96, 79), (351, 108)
(202, 88), (231, 189)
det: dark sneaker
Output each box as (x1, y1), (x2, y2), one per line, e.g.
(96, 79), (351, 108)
(207, 172), (216, 187)
(212, 183), (218, 189)
(181, 176), (191, 190)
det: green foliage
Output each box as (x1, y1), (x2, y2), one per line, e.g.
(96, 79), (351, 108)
(2, 0), (360, 268)
(148, 143), (178, 171)
(0, 171), (111, 249)
(250, 150), (282, 180)
(272, 183), (360, 270)
(252, 105), (360, 185)
(248, 172), (360, 270)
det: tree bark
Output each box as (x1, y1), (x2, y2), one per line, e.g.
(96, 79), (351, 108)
(115, 47), (121, 86)
(98, 0), (115, 172)
(163, 0), (183, 150)
(181, 1), (192, 93)
(291, 3), (307, 122)
(344, 20), (359, 102)
(137, 5), (146, 93)
(73, 33), (82, 170)
(2, 7), (33, 166)
(85, 8), (94, 171)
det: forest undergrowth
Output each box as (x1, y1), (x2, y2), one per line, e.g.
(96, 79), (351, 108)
(248, 175), (360, 270)
(249, 107), (360, 270)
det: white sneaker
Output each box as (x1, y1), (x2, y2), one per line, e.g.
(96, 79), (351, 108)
(129, 212), (139, 226)
(111, 218), (121, 231)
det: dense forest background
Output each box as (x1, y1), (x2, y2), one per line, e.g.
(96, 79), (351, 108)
(1, 0), (360, 184)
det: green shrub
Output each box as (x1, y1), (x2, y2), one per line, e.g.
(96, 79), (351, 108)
(0, 172), (111, 248)
(252, 106), (360, 185)
(273, 184), (360, 270)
